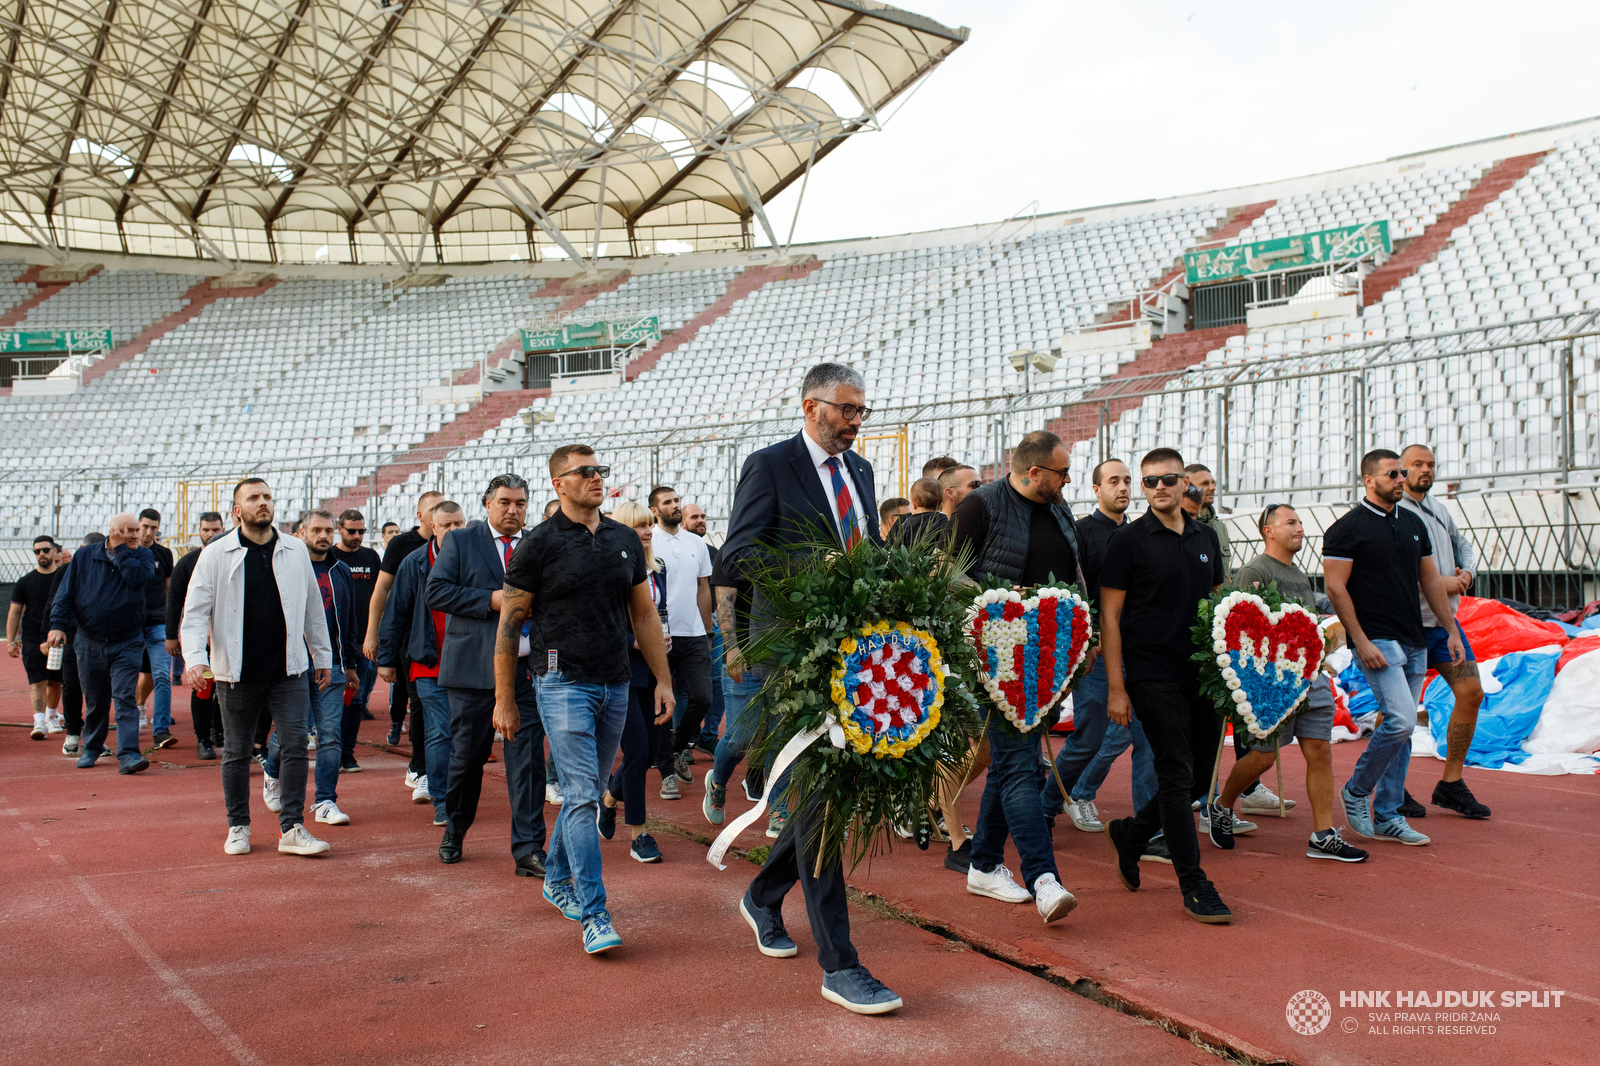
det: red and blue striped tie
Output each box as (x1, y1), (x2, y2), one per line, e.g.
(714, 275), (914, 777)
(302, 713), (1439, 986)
(825, 456), (861, 549)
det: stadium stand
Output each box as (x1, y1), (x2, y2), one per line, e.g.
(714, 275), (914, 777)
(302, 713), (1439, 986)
(14, 269), (195, 346)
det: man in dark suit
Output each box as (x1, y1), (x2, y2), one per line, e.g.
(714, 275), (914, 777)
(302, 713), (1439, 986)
(721, 362), (902, 1016)
(424, 474), (546, 875)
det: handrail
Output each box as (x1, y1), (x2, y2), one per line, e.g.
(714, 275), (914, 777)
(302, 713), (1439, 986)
(1063, 272), (1188, 335)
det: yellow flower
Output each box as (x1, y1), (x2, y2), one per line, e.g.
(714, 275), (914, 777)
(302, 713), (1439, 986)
(828, 621), (945, 759)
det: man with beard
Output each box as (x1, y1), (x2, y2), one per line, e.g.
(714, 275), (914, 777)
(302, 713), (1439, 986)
(1398, 444), (1489, 820)
(647, 485), (714, 787)
(947, 429), (1082, 925)
(181, 479), (334, 857)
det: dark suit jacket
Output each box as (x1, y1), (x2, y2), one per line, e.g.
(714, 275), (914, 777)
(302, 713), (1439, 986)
(425, 520), (518, 690)
(721, 432), (880, 643)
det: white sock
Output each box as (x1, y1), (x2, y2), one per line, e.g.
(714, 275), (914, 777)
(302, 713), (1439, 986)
(48, 705), (60, 714)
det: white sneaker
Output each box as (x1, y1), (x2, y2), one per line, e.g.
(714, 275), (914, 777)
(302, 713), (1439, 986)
(62, 734), (80, 756)
(139, 707), (149, 731)
(1033, 874), (1078, 923)
(1199, 806), (1258, 835)
(1066, 798), (1104, 832)
(31, 712), (46, 739)
(278, 823), (331, 856)
(404, 770), (423, 790)
(966, 863), (1032, 903)
(45, 710), (64, 734)
(411, 777), (431, 804)
(546, 781), (565, 806)
(224, 826), (251, 855)
(1238, 782), (1296, 814)
(314, 800), (350, 825)
(306, 732), (318, 752)
(263, 774), (283, 813)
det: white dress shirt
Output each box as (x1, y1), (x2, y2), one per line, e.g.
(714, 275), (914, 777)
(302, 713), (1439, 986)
(802, 428), (865, 545)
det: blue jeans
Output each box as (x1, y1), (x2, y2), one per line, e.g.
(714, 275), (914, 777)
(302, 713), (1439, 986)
(698, 626), (726, 747)
(77, 631), (144, 759)
(1041, 658), (1158, 813)
(143, 624), (172, 733)
(1347, 640), (1428, 823)
(971, 721), (1059, 889)
(711, 673), (764, 789)
(266, 676), (344, 804)
(414, 676), (455, 820)
(538, 672), (629, 922)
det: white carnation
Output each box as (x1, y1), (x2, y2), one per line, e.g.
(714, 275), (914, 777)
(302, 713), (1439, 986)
(1213, 640), (1227, 653)
(1216, 654), (1230, 667)
(1231, 689), (1247, 704)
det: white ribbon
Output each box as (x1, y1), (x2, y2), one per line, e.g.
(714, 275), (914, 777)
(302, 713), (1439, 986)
(706, 723), (828, 870)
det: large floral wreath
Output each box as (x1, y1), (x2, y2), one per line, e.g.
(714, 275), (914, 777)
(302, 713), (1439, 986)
(829, 620), (945, 757)
(967, 584), (1095, 732)
(1192, 583), (1325, 743)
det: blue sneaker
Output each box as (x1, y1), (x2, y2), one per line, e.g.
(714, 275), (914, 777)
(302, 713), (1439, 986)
(118, 754), (149, 775)
(542, 878), (581, 920)
(740, 889), (797, 957)
(582, 911), (622, 954)
(703, 775), (726, 826)
(1373, 817), (1430, 846)
(820, 964), (903, 1015)
(1341, 784), (1375, 839)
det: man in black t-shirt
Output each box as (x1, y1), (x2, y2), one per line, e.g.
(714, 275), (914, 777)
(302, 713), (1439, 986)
(166, 513), (227, 758)
(1100, 448), (1229, 924)
(364, 491), (440, 757)
(8, 534), (63, 739)
(496, 444), (673, 956)
(334, 508), (382, 767)
(135, 509), (178, 748)
(946, 430), (1081, 925)
(1324, 448), (1460, 846)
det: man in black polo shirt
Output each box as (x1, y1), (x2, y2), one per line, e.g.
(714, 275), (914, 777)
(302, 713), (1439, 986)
(947, 429), (1081, 925)
(333, 508), (382, 768)
(495, 444), (673, 956)
(1325, 448), (1460, 847)
(1100, 448), (1229, 924)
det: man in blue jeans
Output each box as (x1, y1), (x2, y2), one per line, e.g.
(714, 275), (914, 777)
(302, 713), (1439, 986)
(378, 501), (467, 827)
(1324, 448), (1462, 848)
(262, 511), (361, 826)
(947, 429), (1084, 925)
(49, 513), (156, 774)
(702, 562), (785, 833)
(496, 443), (673, 956)
(135, 509), (176, 749)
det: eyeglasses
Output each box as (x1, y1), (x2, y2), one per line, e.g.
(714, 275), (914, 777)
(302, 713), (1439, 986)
(1033, 465), (1069, 479)
(814, 398), (872, 422)
(557, 465), (611, 480)
(1141, 474), (1185, 488)
(32, 546), (53, 554)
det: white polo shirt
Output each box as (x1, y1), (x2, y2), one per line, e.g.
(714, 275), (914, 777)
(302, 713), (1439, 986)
(653, 525), (713, 637)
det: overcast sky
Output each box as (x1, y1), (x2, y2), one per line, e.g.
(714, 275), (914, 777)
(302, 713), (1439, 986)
(765, 0), (1600, 246)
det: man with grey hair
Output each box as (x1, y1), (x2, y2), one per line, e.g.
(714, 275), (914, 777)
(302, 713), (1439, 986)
(47, 512), (156, 773)
(721, 361), (902, 1015)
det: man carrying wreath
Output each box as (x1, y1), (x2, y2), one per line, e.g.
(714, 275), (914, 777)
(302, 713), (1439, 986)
(948, 428), (1082, 924)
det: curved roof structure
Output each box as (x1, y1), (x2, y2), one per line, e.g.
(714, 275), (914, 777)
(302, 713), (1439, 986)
(0, 0), (964, 267)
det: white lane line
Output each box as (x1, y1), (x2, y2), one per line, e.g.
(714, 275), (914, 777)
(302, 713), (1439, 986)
(55, 855), (265, 1066)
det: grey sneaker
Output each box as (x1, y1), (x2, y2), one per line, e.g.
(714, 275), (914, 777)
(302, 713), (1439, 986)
(61, 734), (80, 757)
(1065, 798), (1103, 832)
(659, 773), (681, 801)
(1341, 784), (1375, 839)
(1373, 817), (1430, 846)
(673, 750), (694, 783)
(821, 965), (903, 1015)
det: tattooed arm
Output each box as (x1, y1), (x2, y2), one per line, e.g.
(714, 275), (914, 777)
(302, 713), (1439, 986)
(493, 584), (533, 741)
(716, 584), (744, 682)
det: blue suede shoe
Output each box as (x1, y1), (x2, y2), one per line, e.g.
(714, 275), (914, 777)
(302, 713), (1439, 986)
(740, 889), (797, 958)
(820, 964), (903, 1015)
(542, 878), (580, 920)
(1341, 784), (1375, 839)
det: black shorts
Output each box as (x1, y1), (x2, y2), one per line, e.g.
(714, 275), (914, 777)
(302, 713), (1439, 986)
(21, 644), (61, 685)
(141, 646), (151, 673)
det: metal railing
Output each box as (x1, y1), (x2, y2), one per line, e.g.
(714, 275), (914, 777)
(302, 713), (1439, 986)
(1063, 272), (1189, 336)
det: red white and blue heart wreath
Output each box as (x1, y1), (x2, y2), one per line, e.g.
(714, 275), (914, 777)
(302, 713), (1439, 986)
(1193, 587), (1325, 742)
(967, 585), (1095, 732)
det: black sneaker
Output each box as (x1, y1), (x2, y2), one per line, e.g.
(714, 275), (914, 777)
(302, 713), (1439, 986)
(1307, 827), (1369, 862)
(942, 839), (972, 873)
(340, 758), (362, 774)
(1182, 880), (1232, 924)
(694, 737), (718, 756)
(196, 739), (216, 761)
(1399, 790), (1426, 818)
(742, 769), (764, 802)
(673, 750), (694, 783)
(385, 723), (402, 746)
(1140, 835), (1172, 865)
(152, 730), (176, 751)
(597, 801), (618, 841)
(357, 708), (375, 721)
(630, 833), (663, 863)
(1432, 779), (1491, 819)
(1205, 802), (1235, 850)
(1104, 819), (1141, 890)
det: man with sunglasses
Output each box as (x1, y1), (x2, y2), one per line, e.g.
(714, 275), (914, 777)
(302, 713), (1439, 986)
(1325, 449), (1462, 847)
(9, 535), (64, 740)
(333, 509), (382, 766)
(946, 429), (1082, 924)
(1398, 444), (1490, 820)
(426, 474), (548, 877)
(494, 446), (674, 956)
(1100, 449), (1230, 923)
(722, 362), (901, 1014)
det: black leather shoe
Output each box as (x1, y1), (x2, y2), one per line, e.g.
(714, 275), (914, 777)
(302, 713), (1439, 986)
(514, 849), (546, 877)
(196, 739), (216, 760)
(439, 832), (463, 864)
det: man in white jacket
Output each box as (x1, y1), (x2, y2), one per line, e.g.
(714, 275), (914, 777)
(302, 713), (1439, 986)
(180, 478), (334, 857)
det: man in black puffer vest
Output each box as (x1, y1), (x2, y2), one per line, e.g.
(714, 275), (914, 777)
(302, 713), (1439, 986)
(948, 429), (1084, 925)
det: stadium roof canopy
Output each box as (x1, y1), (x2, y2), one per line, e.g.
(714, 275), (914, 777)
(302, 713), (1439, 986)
(0, 0), (964, 269)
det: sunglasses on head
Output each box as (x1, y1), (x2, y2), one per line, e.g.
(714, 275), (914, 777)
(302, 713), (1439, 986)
(1141, 473), (1184, 488)
(558, 464), (610, 480)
